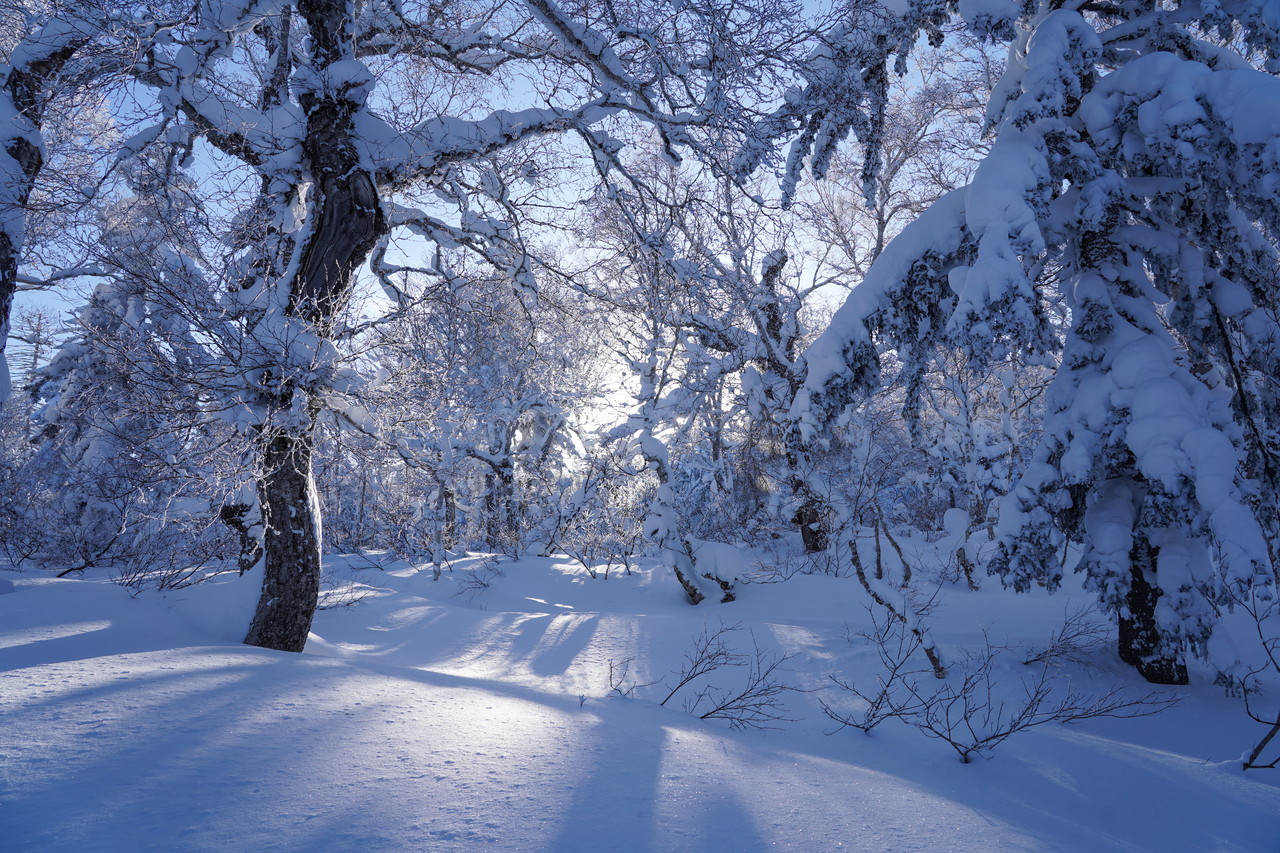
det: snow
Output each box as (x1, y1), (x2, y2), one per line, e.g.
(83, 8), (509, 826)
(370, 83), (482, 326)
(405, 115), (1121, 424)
(8, 15), (97, 70)
(2, 555), (1278, 852)
(361, 103), (617, 185)
(796, 187), (969, 425)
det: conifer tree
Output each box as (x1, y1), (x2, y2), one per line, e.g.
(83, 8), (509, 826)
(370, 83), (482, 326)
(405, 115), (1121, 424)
(790, 0), (1280, 683)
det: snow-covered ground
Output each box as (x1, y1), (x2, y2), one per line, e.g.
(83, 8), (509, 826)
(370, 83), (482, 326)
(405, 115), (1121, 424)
(2, 553), (1278, 852)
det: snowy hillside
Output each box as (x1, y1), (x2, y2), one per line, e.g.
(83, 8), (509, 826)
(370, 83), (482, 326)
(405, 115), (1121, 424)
(2, 556), (1277, 852)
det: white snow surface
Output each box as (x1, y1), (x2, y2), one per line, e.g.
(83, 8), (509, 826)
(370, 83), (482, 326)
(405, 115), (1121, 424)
(1, 554), (1277, 852)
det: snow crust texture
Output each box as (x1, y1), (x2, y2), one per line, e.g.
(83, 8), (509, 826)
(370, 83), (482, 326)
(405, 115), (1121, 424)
(2, 559), (1278, 852)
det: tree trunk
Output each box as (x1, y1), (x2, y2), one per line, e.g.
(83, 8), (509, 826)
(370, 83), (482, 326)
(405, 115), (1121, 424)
(242, 0), (384, 652)
(1, 45), (82, 401)
(792, 492), (830, 554)
(442, 485), (458, 550)
(786, 445), (830, 554)
(1118, 537), (1188, 685)
(484, 471), (498, 547)
(244, 429), (322, 652)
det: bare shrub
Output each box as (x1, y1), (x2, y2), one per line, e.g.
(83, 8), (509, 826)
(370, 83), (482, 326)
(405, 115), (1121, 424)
(608, 656), (659, 698)
(681, 634), (799, 729)
(110, 516), (241, 592)
(825, 608), (1180, 763)
(609, 619), (800, 730)
(453, 557), (504, 598)
(823, 606), (938, 733)
(1021, 604), (1110, 668)
(1218, 587), (1280, 770)
(317, 570), (376, 610)
(740, 544), (851, 583)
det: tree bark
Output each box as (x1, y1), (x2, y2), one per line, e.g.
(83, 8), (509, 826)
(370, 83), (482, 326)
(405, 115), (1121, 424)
(442, 484), (458, 550)
(792, 492), (830, 554)
(483, 463), (516, 550)
(0, 39), (86, 401)
(1118, 537), (1188, 685)
(244, 429), (322, 652)
(242, 0), (384, 652)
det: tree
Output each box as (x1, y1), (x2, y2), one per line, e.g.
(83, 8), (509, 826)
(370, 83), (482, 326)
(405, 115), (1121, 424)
(797, 32), (995, 285)
(1, 0), (159, 403)
(791, 31), (1004, 555)
(6, 305), (62, 389)
(335, 262), (605, 561)
(2, 12), (83, 402)
(788, 2), (1280, 683)
(575, 168), (743, 602)
(22, 150), (241, 580)
(107, 0), (813, 650)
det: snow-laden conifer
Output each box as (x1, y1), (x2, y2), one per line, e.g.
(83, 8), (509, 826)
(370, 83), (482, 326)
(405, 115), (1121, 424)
(791, 0), (1280, 683)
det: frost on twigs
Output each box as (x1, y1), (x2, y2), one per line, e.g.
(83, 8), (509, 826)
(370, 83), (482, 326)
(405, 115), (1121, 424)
(550, 451), (646, 580)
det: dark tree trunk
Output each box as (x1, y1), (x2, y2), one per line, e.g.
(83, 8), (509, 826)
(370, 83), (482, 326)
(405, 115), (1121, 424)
(1076, 218), (1188, 684)
(1, 42), (84, 400)
(481, 459), (518, 550)
(483, 471), (499, 547)
(242, 0), (384, 652)
(1118, 538), (1188, 685)
(786, 440), (830, 553)
(792, 493), (830, 554)
(244, 429), (322, 652)
(442, 485), (458, 550)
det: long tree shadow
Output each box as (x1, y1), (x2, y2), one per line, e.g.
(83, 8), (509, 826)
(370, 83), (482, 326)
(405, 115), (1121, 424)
(1, 648), (594, 852)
